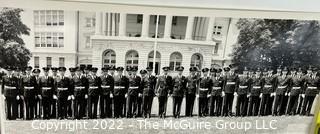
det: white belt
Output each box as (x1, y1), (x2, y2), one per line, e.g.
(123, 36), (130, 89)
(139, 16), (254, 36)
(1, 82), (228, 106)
(89, 87), (98, 89)
(212, 87), (221, 90)
(42, 87), (51, 90)
(199, 88), (208, 91)
(239, 86), (247, 88)
(75, 86), (85, 89)
(278, 86), (286, 89)
(115, 86), (125, 89)
(253, 86), (260, 89)
(227, 82), (235, 85)
(24, 86), (34, 90)
(4, 86), (16, 89)
(57, 88), (68, 90)
(292, 87), (300, 90)
(129, 86), (139, 89)
(264, 85), (272, 88)
(101, 85), (110, 88)
(308, 87), (317, 89)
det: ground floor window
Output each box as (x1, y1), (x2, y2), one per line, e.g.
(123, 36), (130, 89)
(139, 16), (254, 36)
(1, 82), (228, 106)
(125, 50), (139, 68)
(190, 53), (203, 69)
(169, 52), (182, 71)
(102, 49), (116, 67)
(148, 51), (161, 75)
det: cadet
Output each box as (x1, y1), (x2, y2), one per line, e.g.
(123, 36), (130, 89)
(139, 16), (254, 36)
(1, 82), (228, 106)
(50, 67), (58, 118)
(222, 66), (239, 116)
(23, 66), (37, 120)
(198, 68), (211, 117)
(273, 67), (290, 116)
(260, 68), (276, 116)
(209, 68), (224, 116)
(67, 67), (76, 118)
(87, 67), (101, 119)
(155, 67), (172, 118)
(15, 67), (24, 119)
(235, 67), (251, 117)
(100, 66), (114, 118)
(56, 67), (70, 119)
(140, 68), (156, 118)
(113, 67), (129, 118)
(126, 66), (141, 118)
(171, 66), (186, 118)
(286, 68), (302, 115)
(301, 68), (319, 116)
(72, 66), (88, 119)
(39, 67), (54, 119)
(248, 68), (262, 116)
(2, 67), (19, 120)
(185, 67), (198, 117)
(33, 69), (41, 119)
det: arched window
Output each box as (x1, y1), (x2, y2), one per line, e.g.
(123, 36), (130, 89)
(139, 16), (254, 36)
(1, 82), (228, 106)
(126, 50), (139, 68)
(169, 52), (182, 71)
(148, 51), (161, 74)
(190, 53), (203, 69)
(102, 49), (116, 67)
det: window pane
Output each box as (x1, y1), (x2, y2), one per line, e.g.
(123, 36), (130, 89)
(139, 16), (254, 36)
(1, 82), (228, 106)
(34, 57), (40, 68)
(169, 62), (174, 70)
(58, 10), (64, 26)
(133, 60), (138, 64)
(40, 11), (45, 25)
(59, 57), (65, 67)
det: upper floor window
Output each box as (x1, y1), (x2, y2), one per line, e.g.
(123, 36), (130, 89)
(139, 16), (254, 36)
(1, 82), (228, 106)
(35, 32), (64, 48)
(34, 57), (40, 68)
(34, 10), (64, 26)
(85, 17), (96, 27)
(137, 14), (143, 24)
(213, 26), (223, 35)
(59, 57), (65, 67)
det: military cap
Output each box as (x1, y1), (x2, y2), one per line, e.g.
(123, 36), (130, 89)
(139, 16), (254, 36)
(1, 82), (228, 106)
(109, 65), (116, 70)
(15, 67), (22, 71)
(116, 67), (124, 71)
(79, 65), (86, 70)
(224, 66), (230, 72)
(244, 67), (248, 71)
(263, 68), (268, 72)
(75, 66), (82, 71)
(69, 67), (76, 72)
(42, 67), (50, 72)
(5, 66), (13, 71)
(126, 66), (132, 71)
(146, 66), (153, 71)
(140, 69), (147, 74)
(162, 67), (170, 71)
(33, 68), (41, 73)
(85, 65), (92, 70)
(91, 67), (98, 72)
(101, 66), (109, 72)
(189, 67), (197, 72)
(131, 66), (138, 72)
(283, 67), (288, 71)
(59, 67), (67, 71)
(25, 66), (33, 71)
(51, 67), (58, 72)
(217, 68), (223, 73)
(210, 68), (217, 73)
(312, 67), (318, 71)
(202, 68), (209, 72)
(256, 67), (261, 72)
(176, 66), (184, 71)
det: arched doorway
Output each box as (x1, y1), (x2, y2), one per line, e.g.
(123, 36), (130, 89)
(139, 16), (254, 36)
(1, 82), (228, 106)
(148, 51), (161, 75)
(190, 53), (203, 70)
(125, 50), (139, 68)
(102, 49), (116, 67)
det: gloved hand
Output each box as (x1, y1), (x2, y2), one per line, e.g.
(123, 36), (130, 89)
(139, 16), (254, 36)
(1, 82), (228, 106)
(234, 92), (238, 96)
(53, 95), (58, 100)
(138, 93), (142, 97)
(222, 91), (225, 97)
(85, 94), (88, 99)
(301, 94), (305, 98)
(247, 93), (251, 98)
(125, 94), (128, 98)
(67, 96), (71, 100)
(285, 93), (288, 96)
(71, 95), (75, 100)
(259, 93), (262, 98)
(16, 95), (20, 100)
(196, 94), (199, 98)
(207, 94), (211, 98)
(110, 93), (113, 98)
(38, 95), (42, 100)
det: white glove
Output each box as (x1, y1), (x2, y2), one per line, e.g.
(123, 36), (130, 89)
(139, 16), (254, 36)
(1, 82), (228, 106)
(110, 94), (113, 98)
(288, 92), (291, 96)
(38, 95), (42, 99)
(222, 91), (225, 97)
(301, 94), (305, 98)
(71, 95), (75, 100)
(53, 95), (58, 100)
(138, 93), (142, 97)
(125, 94), (128, 98)
(196, 94), (199, 98)
(259, 93), (262, 98)
(285, 93), (288, 96)
(16, 95), (20, 100)
(247, 94), (251, 98)
(67, 96), (71, 100)
(207, 94), (211, 98)
(85, 94), (88, 99)
(234, 92), (238, 96)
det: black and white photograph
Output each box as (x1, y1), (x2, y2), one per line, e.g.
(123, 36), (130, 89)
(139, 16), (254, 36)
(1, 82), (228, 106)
(0, 0), (320, 133)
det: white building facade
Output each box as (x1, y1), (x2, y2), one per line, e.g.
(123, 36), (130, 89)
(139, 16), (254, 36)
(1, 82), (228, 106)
(21, 7), (239, 75)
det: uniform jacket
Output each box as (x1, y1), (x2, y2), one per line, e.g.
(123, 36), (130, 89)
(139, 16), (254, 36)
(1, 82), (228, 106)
(1, 75), (19, 97)
(172, 75), (187, 97)
(186, 75), (198, 95)
(236, 75), (251, 95)
(39, 75), (54, 97)
(288, 75), (303, 96)
(87, 75), (102, 96)
(250, 76), (262, 96)
(211, 76), (223, 96)
(305, 75), (320, 96)
(141, 75), (157, 96)
(198, 76), (212, 97)
(261, 75), (277, 94)
(275, 75), (290, 95)
(55, 76), (70, 98)
(22, 75), (37, 97)
(113, 75), (129, 96)
(127, 75), (141, 96)
(100, 74), (114, 96)
(222, 74), (239, 93)
(71, 75), (88, 96)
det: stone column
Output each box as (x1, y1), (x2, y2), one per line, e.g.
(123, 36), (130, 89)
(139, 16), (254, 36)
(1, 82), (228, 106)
(141, 13), (150, 38)
(206, 17), (215, 41)
(164, 15), (172, 39)
(185, 16), (195, 40)
(119, 13), (127, 37)
(95, 12), (102, 35)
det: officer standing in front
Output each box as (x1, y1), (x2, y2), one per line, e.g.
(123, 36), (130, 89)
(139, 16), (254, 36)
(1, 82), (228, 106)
(140, 68), (156, 118)
(222, 66), (239, 116)
(39, 67), (54, 119)
(56, 67), (70, 119)
(260, 67), (276, 116)
(72, 66), (88, 119)
(155, 67), (172, 118)
(23, 66), (37, 120)
(235, 67), (251, 117)
(198, 68), (211, 117)
(15, 67), (24, 119)
(87, 67), (101, 119)
(248, 68), (262, 116)
(301, 67), (319, 116)
(2, 67), (19, 120)
(126, 67), (141, 118)
(100, 66), (114, 118)
(171, 66), (186, 118)
(113, 67), (129, 118)
(50, 67), (59, 119)
(185, 67), (198, 117)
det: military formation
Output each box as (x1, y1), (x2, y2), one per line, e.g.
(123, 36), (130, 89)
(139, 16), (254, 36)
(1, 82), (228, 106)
(0, 64), (319, 120)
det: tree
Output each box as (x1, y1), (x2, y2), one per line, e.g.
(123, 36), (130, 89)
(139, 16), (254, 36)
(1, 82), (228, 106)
(232, 18), (320, 71)
(0, 7), (31, 68)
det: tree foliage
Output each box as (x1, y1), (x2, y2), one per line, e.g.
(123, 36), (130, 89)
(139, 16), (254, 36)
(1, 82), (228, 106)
(0, 7), (31, 68)
(232, 18), (320, 70)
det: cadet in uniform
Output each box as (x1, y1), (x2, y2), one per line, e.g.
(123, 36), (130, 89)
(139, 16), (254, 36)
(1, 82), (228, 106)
(72, 66), (88, 119)
(235, 67), (251, 117)
(2, 67), (19, 120)
(87, 67), (101, 119)
(209, 68), (224, 116)
(100, 66), (114, 118)
(141, 68), (156, 118)
(23, 66), (37, 120)
(222, 66), (239, 116)
(126, 66), (141, 118)
(39, 67), (54, 119)
(67, 67), (76, 118)
(185, 67), (198, 117)
(286, 68), (303, 115)
(15, 67), (24, 119)
(171, 66), (186, 118)
(248, 68), (262, 116)
(273, 67), (290, 116)
(260, 68), (276, 116)
(50, 67), (59, 118)
(113, 67), (129, 118)
(198, 68), (211, 117)
(155, 67), (172, 118)
(33, 69), (41, 119)
(56, 67), (70, 119)
(301, 68), (320, 116)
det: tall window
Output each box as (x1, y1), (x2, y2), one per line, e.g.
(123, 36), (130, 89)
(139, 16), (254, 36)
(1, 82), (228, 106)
(147, 51), (161, 75)
(34, 10), (64, 26)
(169, 52), (182, 71)
(59, 57), (65, 67)
(214, 43), (219, 54)
(126, 50), (139, 68)
(34, 32), (64, 47)
(46, 57), (52, 68)
(102, 50), (116, 67)
(137, 14), (143, 24)
(213, 26), (222, 35)
(190, 54), (203, 69)
(34, 57), (40, 68)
